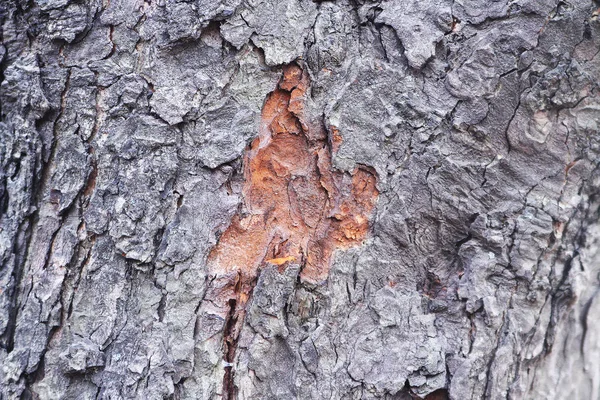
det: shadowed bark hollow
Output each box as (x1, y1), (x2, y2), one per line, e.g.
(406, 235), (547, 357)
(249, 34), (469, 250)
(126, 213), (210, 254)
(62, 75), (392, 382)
(1, 0), (600, 399)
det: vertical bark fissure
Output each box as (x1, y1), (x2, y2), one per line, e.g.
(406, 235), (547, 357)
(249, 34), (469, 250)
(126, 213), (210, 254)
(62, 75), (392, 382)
(0, 66), (72, 352)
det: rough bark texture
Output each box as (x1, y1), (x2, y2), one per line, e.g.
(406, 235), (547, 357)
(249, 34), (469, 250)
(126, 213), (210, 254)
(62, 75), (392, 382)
(1, 0), (600, 399)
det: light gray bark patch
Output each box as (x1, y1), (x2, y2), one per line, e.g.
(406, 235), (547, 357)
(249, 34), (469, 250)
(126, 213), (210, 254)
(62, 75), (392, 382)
(221, 0), (318, 66)
(375, 0), (453, 69)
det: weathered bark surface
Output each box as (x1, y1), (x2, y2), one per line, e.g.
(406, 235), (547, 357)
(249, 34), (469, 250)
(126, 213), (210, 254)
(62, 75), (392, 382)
(1, 0), (599, 399)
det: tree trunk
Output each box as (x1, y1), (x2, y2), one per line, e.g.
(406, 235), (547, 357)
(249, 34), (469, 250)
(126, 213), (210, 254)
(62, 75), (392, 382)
(1, 0), (600, 399)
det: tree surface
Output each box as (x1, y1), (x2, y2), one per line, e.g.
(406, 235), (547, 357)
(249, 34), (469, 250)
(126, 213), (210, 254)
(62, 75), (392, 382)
(1, 0), (600, 399)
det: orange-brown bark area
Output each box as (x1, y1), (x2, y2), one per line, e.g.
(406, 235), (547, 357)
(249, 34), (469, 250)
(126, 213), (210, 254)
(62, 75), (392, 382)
(209, 64), (378, 398)
(208, 63), (378, 285)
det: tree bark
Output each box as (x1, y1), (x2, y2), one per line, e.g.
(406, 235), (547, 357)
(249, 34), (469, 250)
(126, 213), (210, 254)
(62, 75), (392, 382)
(1, 0), (600, 399)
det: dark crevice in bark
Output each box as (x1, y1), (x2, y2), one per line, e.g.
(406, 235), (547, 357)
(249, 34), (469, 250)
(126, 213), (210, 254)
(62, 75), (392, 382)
(422, 388), (449, 400)
(222, 297), (239, 400)
(543, 197), (593, 353)
(221, 270), (259, 400)
(0, 61), (72, 352)
(580, 287), (600, 355)
(0, 217), (32, 351)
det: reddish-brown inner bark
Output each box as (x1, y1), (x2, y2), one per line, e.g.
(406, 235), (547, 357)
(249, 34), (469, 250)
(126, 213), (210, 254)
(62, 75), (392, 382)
(209, 64), (378, 398)
(208, 63), (378, 284)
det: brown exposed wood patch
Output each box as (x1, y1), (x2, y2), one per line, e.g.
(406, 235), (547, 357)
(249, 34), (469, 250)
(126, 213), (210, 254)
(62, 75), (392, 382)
(208, 63), (378, 283)
(209, 63), (378, 398)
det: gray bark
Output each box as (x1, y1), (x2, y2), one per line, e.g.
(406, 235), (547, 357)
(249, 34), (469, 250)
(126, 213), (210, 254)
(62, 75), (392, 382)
(1, 0), (600, 399)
